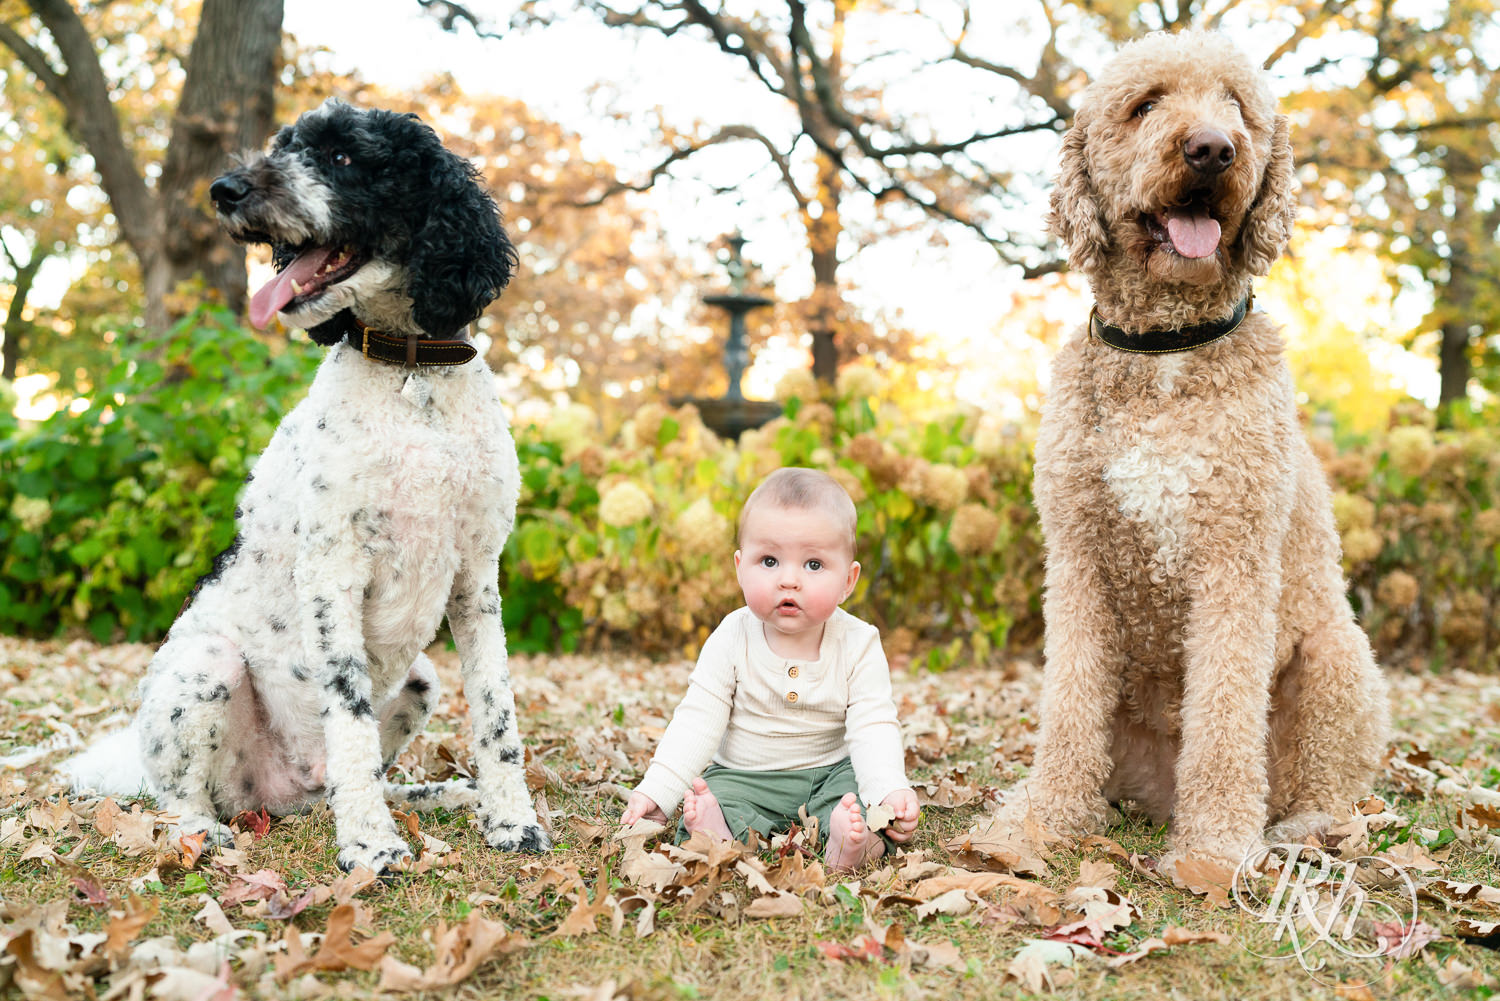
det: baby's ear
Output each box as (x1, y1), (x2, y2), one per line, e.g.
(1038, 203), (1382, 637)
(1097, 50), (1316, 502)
(845, 560), (861, 597)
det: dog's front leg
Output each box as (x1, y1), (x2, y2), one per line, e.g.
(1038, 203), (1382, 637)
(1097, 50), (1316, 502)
(996, 548), (1121, 835)
(300, 560), (412, 874)
(447, 560), (551, 852)
(1167, 550), (1281, 869)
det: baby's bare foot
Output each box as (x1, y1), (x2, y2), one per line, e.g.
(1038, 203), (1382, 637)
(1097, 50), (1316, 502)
(682, 777), (734, 841)
(825, 793), (885, 872)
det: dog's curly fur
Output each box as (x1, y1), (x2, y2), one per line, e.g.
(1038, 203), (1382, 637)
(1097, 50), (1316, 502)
(992, 32), (1389, 869)
(64, 100), (550, 873)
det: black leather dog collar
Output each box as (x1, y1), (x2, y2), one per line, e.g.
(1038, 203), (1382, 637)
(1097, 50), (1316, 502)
(1090, 294), (1252, 354)
(343, 320), (477, 367)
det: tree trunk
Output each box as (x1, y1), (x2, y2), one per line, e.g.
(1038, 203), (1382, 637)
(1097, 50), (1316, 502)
(9, 0), (282, 333)
(2, 252), (44, 381)
(807, 149), (843, 384)
(1435, 150), (1478, 426)
(159, 0), (284, 323)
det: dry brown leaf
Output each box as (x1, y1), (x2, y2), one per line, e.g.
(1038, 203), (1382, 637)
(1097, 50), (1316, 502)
(1106, 926), (1232, 967)
(913, 888), (979, 920)
(103, 806), (163, 857)
(329, 865), (381, 904)
(377, 912), (530, 992)
(1455, 917), (1500, 943)
(5, 928), (83, 1000)
(1461, 802), (1500, 829)
(1169, 857), (1235, 908)
(1377, 841), (1444, 873)
(273, 903), (394, 981)
(744, 891), (803, 919)
(1431, 954), (1498, 989)
(219, 868), (288, 907)
(554, 885), (617, 938)
(1005, 938), (1090, 992)
(864, 802), (896, 834)
(894, 850), (947, 882)
(1421, 878), (1500, 909)
(1071, 858), (1119, 890)
(192, 896), (238, 938)
(1079, 833), (1131, 861)
(943, 821), (1049, 878)
(911, 871), (1031, 900)
(104, 894), (159, 957)
(176, 829), (209, 869)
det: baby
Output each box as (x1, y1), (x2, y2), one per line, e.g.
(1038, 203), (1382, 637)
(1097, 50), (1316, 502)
(622, 467), (919, 870)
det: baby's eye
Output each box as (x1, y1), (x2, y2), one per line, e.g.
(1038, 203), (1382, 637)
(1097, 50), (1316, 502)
(759, 555), (778, 568)
(805, 559), (823, 572)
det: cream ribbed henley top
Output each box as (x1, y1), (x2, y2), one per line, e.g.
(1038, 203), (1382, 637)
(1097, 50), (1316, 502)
(634, 606), (909, 814)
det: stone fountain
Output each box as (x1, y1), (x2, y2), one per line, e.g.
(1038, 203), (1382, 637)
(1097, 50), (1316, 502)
(675, 233), (783, 440)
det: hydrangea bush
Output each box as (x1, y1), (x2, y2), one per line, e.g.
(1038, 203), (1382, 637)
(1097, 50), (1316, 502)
(1318, 406), (1500, 671)
(1, 311), (1494, 670)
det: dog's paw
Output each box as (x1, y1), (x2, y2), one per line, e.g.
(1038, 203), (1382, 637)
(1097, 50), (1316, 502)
(989, 782), (1115, 839)
(1265, 811), (1337, 844)
(337, 838), (414, 876)
(486, 822), (552, 854)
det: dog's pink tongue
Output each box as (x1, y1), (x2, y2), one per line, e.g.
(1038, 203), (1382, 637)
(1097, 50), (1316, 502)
(1164, 209), (1221, 259)
(249, 247), (335, 329)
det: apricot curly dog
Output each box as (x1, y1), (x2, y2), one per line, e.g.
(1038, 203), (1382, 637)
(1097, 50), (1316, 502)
(991, 31), (1389, 871)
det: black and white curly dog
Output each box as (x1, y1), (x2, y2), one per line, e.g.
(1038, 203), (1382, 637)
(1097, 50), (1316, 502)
(65, 100), (551, 872)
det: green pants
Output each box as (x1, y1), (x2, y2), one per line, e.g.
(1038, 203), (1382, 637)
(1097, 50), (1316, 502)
(676, 757), (870, 846)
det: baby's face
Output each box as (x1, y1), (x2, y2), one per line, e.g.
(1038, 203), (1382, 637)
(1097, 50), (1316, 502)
(735, 502), (859, 652)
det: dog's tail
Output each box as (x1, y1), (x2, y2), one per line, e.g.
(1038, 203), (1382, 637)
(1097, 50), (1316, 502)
(59, 725), (154, 799)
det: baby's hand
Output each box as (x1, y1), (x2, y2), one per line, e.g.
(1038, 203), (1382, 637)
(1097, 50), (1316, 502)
(622, 791), (668, 827)
(881, 788), (920, 843)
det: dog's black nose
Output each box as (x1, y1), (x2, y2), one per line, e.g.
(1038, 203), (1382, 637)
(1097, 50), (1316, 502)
(210, 173), (252, 209)
(1183, 129), (1236, 175)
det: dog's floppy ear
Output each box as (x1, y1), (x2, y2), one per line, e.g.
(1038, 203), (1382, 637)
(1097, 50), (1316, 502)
(1047, 117), (1109, 275)
(408, 154), (518, 339)
(1236, 113), (1297, 276)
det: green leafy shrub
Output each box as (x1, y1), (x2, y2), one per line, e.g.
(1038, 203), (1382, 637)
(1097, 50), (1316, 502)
(5, 317), (1496, 673)
(0, 307), (319, 640)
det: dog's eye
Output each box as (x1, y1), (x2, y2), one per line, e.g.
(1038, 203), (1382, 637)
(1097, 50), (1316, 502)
(1133, 100), (1156, 119)
(330, 151), (352, 167)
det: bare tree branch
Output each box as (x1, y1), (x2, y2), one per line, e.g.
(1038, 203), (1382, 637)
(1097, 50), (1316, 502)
(572, 124), (808, 207)
(5, 0), (161, 261)
(415, 0), (507, 40)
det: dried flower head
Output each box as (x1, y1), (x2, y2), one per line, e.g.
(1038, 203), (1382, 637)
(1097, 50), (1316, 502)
(1332, 492), (1376, 533)
(836, 366), (885, 401)
(598, 481), (653, 527)
(1340, 527), (1383, 566)
(1375, 570), (1420, 611)
(1386, 426), (1435, 478)
(949, 503), (1001, 556)
(673, 497), (731, 557)
(775, 368), (819, 402)
(1474, 508), (1500, 547)
(544, 401), (599, 457)
(916, 464), (970, 511)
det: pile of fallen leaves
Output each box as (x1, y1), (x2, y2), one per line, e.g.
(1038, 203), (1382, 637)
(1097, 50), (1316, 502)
(2, 637), (1499, 999)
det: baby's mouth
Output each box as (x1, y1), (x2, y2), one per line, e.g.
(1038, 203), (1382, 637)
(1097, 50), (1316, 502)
(777, 598), (800, 613)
